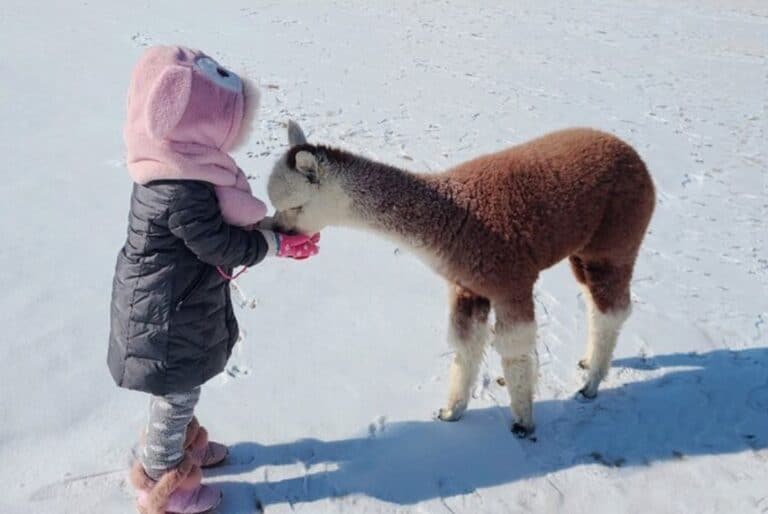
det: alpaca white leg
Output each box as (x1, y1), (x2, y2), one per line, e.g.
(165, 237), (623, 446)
(578, 285), (599, 370)
(438, 322), (488, 421)
(493, 321), (538, 438)
(579, 287), (630, 399)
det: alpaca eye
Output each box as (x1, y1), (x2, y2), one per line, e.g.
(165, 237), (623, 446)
(216, 67), (230, 78)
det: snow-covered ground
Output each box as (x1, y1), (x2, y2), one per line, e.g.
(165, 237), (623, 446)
(1, 1), (766, 513)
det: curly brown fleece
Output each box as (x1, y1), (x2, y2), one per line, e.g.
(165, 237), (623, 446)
(431, 127), (654, 316)
(289, 128), (654, 320)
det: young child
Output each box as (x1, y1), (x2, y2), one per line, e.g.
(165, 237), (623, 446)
(108, 46), (319, 514)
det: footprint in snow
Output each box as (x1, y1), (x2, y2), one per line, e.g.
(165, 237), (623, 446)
(368, 416), (387, 438)
(224, 331), (251, 378)
(226, 364), (251, 378)
(131, 32), (152, 47)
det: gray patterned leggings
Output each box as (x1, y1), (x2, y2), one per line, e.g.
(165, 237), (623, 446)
(140, 387), (201, 480)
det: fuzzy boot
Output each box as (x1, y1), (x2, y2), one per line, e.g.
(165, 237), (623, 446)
(184, 417), (229, 468)
(130, 453), (221, 514)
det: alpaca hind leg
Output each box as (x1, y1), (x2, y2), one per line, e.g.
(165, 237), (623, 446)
(575, 258), (633, 399)
(492, 297), (538, 438)
(569, 256), (593, 370)
(438, 286), (490, 422)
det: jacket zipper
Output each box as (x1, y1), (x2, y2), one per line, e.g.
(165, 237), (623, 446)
(175, 268), (209, 311)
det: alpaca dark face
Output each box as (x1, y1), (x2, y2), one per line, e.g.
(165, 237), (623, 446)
(267, 121), (350, 234)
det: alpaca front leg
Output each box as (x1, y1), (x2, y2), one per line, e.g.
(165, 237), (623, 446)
(438, 287), (490, 422)
(493, 320), (538, 438)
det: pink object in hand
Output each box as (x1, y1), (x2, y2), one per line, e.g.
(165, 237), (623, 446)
(277, 233), (320, 260)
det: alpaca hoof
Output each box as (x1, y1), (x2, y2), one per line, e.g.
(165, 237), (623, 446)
(437, 407), (464, 422)
(576, 386), (598, 402)
(578, 359), (590, 370)
(511, 422), (536, 440)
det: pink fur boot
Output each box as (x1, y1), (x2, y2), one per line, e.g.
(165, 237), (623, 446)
(130, 454), (221, 514)
(183, 417), (228, 468)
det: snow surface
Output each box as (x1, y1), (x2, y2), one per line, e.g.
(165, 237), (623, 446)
(1, 1), (766, 513)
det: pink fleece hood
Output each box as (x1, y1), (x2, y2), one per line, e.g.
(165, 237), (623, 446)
(124, 45), (266, 226)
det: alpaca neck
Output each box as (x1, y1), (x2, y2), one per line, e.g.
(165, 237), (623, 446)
(335, 153), (463, 250)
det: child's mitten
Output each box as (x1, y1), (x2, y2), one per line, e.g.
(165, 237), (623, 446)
(259, 231), (320, 260)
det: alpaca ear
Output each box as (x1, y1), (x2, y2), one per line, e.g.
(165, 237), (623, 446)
(146, 65), (192, 139)
(287, 120), (308, 146)
(294, 150), (320, 184)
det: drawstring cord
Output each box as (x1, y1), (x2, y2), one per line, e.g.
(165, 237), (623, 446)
(216, 266), (248, 281)
(216, 266), (257, 309)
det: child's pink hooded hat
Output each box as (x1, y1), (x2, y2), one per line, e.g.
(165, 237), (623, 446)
(124, 45), (266, 226)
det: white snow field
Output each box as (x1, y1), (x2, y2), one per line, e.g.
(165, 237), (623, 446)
(1, 1), (766, 513)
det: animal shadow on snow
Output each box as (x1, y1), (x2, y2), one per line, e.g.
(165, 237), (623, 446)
(212, 348), (768, 511)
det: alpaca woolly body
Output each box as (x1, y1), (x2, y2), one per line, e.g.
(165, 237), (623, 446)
(268, 123), (655, 435)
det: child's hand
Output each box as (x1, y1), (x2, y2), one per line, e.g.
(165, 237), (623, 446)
(255, 216), (277, 231)
(278, 232), (320, 259)
(257, 230), (320, 259)
(276, 232), (320, 260)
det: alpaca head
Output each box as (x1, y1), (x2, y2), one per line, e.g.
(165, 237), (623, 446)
(268, 121), (352, 234)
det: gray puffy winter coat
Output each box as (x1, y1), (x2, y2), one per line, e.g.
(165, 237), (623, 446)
(108, 180), (270, 395)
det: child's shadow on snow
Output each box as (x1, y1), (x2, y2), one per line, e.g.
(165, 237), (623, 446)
(213, 348), (768, 511)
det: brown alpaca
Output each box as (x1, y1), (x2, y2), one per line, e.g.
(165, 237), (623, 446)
(267, 122), (655, 437)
